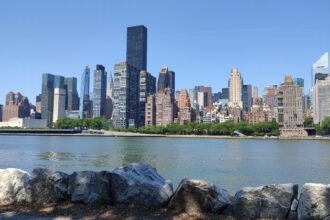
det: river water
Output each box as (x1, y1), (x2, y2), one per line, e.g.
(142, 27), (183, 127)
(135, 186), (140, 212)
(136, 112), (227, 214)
(0, 135), (329, 193)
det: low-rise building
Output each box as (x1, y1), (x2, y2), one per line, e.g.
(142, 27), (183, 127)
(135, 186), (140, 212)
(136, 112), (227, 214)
(0, 118), (47, 128)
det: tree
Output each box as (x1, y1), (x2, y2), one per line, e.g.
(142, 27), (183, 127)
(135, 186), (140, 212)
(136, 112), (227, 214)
(303, 117), (314, 127)
(320, 117), (330, 135)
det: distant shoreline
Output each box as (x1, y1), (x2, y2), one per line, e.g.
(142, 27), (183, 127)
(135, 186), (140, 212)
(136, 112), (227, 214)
(0, 130), (329, 140)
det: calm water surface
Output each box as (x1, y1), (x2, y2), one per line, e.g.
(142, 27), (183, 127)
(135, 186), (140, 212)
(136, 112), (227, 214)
(0, 135), (329, 193)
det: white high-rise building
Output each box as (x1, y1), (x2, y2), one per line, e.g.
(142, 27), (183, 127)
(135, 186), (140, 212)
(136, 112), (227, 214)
(107, 72), (114, 99)
(312, 52), (329, 86)
(313, 76), (330, 124)
(228, 68), (243, 108)
(52, 88), (66, 123)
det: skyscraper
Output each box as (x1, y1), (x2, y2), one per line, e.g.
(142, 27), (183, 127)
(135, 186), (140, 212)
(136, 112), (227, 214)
(41, 73), (65, 125)
(105, 72), (114, 119)
(252, 86), (258, 98)
(112, 62), (140, 128)
(277, 75), (306, 137)
(79, 66), (91, 119)
(157, 66), (175, 99)
(53, 87), (66, 123)
(177, 89), (194, 124)
(242, 84), (252, 112)
(93, 65), (107, 118)
(2, 92), (30, 122)
(189, 88), (198, 111)
(312, 52), (329, 86)
(155, 88), (175, 126)
(64, 77), (79, 111)
(139, 70), (156, 126)
(312, 76), (330, 124)
(228, 68), (243, 108)
(126, 25), (147, 71)
(158, 67), (169, 92)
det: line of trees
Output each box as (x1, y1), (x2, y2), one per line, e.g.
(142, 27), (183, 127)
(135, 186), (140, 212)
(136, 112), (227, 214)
(113, 120), (280, 136)
(52, 117), (109, 130)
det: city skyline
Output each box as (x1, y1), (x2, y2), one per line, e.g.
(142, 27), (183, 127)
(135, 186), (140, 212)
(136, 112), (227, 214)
(1, 0), (330, 104)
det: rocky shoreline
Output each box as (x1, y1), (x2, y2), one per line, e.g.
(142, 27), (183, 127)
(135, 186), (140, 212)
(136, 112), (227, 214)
(0, 163), (329, 220)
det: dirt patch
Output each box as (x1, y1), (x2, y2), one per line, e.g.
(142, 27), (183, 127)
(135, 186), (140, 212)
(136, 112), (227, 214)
(0, 202), (234, 220)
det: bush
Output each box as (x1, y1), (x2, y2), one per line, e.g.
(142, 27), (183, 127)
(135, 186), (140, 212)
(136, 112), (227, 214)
(53, 117), (109, 130)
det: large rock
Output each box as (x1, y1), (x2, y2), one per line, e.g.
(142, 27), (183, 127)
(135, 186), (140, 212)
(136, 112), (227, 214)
(168, 179), (233, 214)
(111, 163), (173, 208)
(0, 168), (31, 203)
(298, 183), (330, 220)
(233, 183), (298, 219)
(68, 171), (111, 204)
(28, 168), (69, 203)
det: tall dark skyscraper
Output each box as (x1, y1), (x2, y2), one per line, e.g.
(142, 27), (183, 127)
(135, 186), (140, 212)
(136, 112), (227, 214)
(41, 73), (65, 125)
(64, 77), (79, 111)
(242, 84), (252, 111)
(79, 66), (92, 119)
(126, 25), (147, 71)
(93, 65), (107, 118)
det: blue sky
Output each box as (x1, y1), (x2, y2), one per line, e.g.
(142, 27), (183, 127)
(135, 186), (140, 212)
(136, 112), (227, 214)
(0, 0), (329, 104)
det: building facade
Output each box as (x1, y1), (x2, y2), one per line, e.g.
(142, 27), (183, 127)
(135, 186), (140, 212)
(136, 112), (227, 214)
(139, 70), (156, 126)
(242, 84), (252, 112)
(155, 89), (176, 126)
(41, 74), (66, 125)
(64, 77), (79, 111)
(2, 92), (30, 122)
(145, 95), (156, 126)
(112, 62), (140, 128)
(312, 52), (328, 86)
(105, 73), (114, 119)
(157, 66), (175, 99)
(277, 75), (306, 137)
(263, 85), (278, 118)
(313, 76), (330, 124)
(228, 68), (243, 109)
(195, 86), (212, 111)
(177, 89), (194, 124)
(35, 94), (42, 113)
(126, 25), (147, 71)
(79, 66), (92, 119)
(52, 87), (66, 123)
(93, 65), (107, 118)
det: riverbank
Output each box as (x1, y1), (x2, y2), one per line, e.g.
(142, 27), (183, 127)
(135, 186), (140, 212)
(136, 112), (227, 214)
(0, 129), (330, 140)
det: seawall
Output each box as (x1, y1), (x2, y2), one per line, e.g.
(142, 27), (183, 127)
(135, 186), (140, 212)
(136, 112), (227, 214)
(0, 163), (329, 219)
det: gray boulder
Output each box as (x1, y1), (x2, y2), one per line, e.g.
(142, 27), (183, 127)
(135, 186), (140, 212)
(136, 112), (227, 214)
(111, 163), (173, 208)
(168, 179), (233, 214)
(298, 183), (330, 220)
(0, 168), (31, 203)
(28, 168), (69, 203)
(68, 171), (111, 204)
(233, 183), (298, 219)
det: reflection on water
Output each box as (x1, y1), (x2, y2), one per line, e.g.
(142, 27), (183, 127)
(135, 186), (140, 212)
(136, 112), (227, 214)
(0, 136), (330, 193)
(37, 151), (75, 161)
